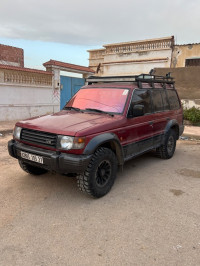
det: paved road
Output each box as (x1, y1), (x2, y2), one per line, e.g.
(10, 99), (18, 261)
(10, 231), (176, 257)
(0, 135), (200, 266)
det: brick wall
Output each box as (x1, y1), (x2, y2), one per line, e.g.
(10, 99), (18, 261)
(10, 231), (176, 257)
(0, 44), (24, 67)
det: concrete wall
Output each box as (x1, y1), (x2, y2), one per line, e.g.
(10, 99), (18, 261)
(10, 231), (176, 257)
(154, 67), (200, 108)
(0, 66), (60, 121)
(172, 44), (200, 68)
(0, 83), (59, 121)
(0, 44), (24, 67)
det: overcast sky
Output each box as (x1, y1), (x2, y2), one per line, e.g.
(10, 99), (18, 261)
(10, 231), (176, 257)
(0, 0), (200, 68)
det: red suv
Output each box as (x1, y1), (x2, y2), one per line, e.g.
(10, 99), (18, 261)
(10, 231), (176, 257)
(8, 74), (184, 198)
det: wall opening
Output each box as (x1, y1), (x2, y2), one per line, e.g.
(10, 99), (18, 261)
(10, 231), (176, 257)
(185, 58), (200, 67)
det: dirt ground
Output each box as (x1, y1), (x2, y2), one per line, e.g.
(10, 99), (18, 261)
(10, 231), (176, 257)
(0, 134), (200, 266)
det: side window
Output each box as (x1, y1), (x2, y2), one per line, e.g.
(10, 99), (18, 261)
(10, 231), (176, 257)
(151, 90), (163, 112)
(129, 89), (152, 116)
(160, 90), (170, 110)
(166, 90), (180, 110)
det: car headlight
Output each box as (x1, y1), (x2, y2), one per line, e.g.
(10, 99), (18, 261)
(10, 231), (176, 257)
(60, 136), (74, 150)
(58, 135), (85, 150)
(13, 126), (22, 140)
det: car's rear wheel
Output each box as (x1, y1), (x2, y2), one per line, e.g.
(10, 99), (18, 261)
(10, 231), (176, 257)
(156, 129), (176, 159)
(76, 147), (117, 198)
(18, 160), (48, 175)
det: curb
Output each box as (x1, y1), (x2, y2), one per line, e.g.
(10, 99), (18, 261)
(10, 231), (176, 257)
(182, 133), (200, 140)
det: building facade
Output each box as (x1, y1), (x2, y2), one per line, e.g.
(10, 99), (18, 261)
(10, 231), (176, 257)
(88, 37), (200, 76)
(88, 37), (200, 108)
(172, 43), (200, 68)
(88, 36), (174, 76)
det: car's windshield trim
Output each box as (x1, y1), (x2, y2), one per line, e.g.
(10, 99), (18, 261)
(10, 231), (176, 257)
(84, 108), (114, 117)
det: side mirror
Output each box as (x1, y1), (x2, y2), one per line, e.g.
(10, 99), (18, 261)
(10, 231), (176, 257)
(128, 104), (144, 118)
(133, 104), (144, 117)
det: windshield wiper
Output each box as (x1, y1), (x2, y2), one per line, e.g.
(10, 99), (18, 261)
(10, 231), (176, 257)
(63, 106), (82, 112)
(85, 108), (114, 117)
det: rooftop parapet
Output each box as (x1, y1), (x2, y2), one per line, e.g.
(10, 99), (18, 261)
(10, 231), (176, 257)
(0, 64), (52, 86)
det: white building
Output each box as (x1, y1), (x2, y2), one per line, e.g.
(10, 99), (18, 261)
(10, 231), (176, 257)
(88, 36), (174, 76)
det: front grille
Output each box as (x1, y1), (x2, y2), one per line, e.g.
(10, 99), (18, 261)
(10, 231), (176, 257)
(21, 128), (57, 148)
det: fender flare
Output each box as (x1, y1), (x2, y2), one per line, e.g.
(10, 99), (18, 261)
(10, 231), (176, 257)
(163, 119), (179, 141)
(83, 133), (124, 165)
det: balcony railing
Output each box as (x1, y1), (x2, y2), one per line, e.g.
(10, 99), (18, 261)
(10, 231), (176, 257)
(0, 69), (52, 86)
(105, 40), (173, 55)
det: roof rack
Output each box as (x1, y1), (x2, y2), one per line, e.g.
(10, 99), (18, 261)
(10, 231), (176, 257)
(86, 73), (175, 88)
(136, 73), (174, 83)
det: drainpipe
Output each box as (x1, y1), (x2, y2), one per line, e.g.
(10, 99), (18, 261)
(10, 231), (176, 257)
(170, 36), (175, 68)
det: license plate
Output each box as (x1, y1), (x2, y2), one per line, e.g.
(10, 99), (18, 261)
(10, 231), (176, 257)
(20, 151), (43, 164)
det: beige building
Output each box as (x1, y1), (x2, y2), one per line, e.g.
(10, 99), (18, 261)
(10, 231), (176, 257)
(172, 43), (200, 68)
(88, 36), (175, 76)
(88, 36), (200, 108)
(88, 37), (200, 77)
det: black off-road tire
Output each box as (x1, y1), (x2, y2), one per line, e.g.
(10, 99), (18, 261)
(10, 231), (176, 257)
(156, 129), (177, 159)
(76, 147), (117, 198)
(18, 160), (48, 175)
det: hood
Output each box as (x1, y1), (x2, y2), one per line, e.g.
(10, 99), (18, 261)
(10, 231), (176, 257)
(17, 110), (124, 136)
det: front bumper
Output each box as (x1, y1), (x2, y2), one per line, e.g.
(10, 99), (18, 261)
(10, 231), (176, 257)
(8, 140), (92, 174)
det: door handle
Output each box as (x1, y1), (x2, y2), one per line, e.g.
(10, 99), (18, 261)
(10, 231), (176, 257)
(166, 117), (170, 121)
(149, 121), (153, 125)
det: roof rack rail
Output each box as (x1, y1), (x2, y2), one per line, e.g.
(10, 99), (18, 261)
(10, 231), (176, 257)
(86, 73), (174, 86)
(86, 75), (136, 84)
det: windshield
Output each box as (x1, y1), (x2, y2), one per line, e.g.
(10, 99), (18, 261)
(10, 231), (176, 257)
(65, 88), (129, 114)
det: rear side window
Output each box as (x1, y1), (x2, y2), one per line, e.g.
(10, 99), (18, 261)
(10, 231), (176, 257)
(166, 90), (180, 110)
(160, 90), (170, 110)
(151, 90), (163, 112)
(131, 89), (152, 114)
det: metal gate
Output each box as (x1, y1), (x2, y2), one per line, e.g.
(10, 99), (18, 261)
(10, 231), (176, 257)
(60, 76), (85, 109)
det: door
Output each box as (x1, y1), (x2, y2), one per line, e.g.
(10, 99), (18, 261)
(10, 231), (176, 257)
(151, 89), (170, 147)
(124, 89), (154, 159)
(60, 76), (85, 109)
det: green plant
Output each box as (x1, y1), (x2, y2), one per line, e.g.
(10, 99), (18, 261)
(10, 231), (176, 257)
(183, 106), (200, 123)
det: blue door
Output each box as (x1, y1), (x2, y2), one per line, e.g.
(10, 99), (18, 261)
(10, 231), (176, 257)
(60, 76), (85, 109)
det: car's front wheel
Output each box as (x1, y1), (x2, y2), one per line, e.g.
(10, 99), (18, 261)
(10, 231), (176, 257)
(76, 147), (117, 198)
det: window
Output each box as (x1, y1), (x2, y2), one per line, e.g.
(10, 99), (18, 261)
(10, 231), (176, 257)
(151, 90), (163, 112)
(160, 90), (170, 110)
(66, 88), (129, 114)
(130, 89), (152, 114)
(166, 89), (180, 110)
(185, 58), (200, 67)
